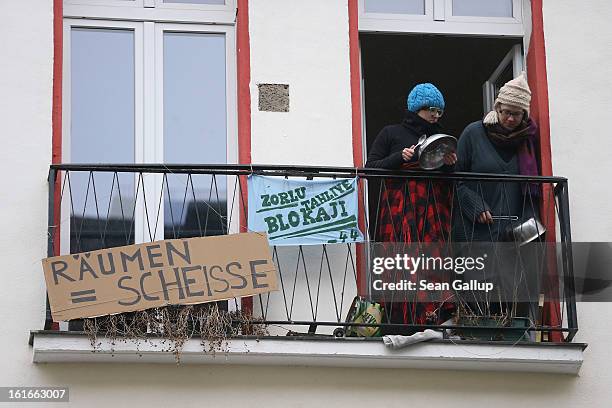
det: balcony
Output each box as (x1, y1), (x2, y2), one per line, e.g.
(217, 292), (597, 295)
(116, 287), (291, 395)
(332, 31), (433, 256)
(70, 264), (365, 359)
(31, 164), (585, 373)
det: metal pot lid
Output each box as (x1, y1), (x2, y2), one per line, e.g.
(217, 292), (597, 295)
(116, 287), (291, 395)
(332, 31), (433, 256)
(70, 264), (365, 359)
(417, 134), (458, 170)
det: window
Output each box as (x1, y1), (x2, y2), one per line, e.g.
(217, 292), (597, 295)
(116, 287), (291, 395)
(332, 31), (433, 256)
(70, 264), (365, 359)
(61, 1), (237, 253)
(364, 0), (425, 15)
(67, 25), (137, 252)
(161, 29), (229, 240)
(163, 0), (225, 4)
(452, 0), (513, 18)
(359, 0), (523, 35)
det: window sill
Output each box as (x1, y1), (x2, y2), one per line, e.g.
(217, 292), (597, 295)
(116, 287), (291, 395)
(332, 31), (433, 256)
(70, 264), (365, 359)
(30, 331), (585, 375)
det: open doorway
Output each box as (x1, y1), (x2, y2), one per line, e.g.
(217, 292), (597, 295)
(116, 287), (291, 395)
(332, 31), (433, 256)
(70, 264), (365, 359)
(361, 34), (523, 144)
(361, 34), (523, 238)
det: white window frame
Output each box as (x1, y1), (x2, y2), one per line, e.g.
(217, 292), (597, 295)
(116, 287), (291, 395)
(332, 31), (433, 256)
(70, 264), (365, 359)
(483, 44), (525, 113)
(64, 0), (236, 25)
(61, 19), (146, 167)
(152, 23), (239, 241)
(359, 0), (528, 290)
(60, 19), (145, 255)
(61, 8), (238, 253)
(359, 0), (525, 36)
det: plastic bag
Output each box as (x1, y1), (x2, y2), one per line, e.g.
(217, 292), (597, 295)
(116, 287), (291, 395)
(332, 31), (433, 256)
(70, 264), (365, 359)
(345, 296), (383, 337)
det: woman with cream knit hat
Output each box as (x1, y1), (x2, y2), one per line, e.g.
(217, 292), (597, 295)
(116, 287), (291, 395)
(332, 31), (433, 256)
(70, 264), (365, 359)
(483, 71), (534, 129)
(453, 72), (541, 319)
(454, 71), (539, 242)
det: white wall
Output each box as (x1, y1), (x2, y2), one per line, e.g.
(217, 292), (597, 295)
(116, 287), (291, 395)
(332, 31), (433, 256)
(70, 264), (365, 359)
(0, 0), (54, 386)
(544, 0), (612, 241)
(249, 0), (354, 167)
(544, 0), (612, 404)
(1, 0), (611, 407)
(248, 0), (357, 333)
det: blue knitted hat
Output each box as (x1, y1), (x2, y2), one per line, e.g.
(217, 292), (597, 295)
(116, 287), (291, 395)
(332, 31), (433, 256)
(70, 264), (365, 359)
(407, 83), (445, 113)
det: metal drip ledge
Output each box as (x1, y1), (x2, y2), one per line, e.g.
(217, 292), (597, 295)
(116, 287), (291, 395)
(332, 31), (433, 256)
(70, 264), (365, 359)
(31, 331), (584, 374)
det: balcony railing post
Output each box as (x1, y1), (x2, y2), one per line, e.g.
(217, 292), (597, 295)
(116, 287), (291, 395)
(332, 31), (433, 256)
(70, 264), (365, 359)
(44, 168), (57, 330)
(558, 180), (578, 341)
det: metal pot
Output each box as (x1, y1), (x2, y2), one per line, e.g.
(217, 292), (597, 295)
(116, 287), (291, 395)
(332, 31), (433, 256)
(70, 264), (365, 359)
(507, 217), (547, 245)
(416, 134), (458, 170)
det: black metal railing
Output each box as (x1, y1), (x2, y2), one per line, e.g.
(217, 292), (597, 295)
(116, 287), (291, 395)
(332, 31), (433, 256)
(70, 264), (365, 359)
(45, 164), (577, 342)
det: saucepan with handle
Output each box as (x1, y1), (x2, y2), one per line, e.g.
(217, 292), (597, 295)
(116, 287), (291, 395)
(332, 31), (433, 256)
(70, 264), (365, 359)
(415, 134), (458, 170)
(492, 215), (547, 245)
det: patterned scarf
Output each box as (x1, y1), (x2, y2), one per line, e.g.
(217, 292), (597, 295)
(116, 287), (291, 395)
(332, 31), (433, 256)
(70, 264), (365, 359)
(485, 118), (539, 178)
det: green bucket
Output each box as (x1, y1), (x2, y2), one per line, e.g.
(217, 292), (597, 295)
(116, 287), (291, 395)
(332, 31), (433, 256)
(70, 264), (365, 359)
(456, 316), (531, 342)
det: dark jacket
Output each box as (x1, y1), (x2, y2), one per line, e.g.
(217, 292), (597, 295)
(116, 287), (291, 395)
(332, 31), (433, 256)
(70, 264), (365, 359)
(453, 120), (538, 242)
(366, 111), (448, 169)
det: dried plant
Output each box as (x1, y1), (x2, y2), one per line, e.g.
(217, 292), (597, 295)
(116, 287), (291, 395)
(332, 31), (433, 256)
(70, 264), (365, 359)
(83, 304), (268, 363)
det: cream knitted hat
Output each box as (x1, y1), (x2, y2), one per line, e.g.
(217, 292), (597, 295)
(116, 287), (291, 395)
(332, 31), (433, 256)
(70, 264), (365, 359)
(483, 71), (532, 125)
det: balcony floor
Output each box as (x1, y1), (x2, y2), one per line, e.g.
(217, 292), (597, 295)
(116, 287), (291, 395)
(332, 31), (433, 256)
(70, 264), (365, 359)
(30, 331), (585, 375)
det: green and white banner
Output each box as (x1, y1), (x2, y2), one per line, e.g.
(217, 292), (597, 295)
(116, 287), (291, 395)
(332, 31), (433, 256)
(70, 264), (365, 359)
(248, 175), (364, 246)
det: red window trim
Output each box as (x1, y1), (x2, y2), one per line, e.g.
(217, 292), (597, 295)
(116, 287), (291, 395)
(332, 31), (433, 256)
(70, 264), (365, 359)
(526, 0), (562, 342)
(236, 0), (253, 313)
(52, 0), (63, 265)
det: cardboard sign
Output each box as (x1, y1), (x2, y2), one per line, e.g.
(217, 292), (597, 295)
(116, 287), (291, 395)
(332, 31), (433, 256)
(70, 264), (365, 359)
(42, 233), (278, 321)
(248, 175), (365, 246)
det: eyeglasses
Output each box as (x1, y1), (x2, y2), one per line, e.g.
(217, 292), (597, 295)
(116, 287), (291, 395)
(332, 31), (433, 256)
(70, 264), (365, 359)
(426, 107), (444, 117)
(498, 109), (524, 119)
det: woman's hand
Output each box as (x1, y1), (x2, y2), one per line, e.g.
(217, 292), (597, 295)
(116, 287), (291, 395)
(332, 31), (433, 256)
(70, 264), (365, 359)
(402, 145), (416, 162)
(477, 211), (493, 224)
(443, 152), (457, 165)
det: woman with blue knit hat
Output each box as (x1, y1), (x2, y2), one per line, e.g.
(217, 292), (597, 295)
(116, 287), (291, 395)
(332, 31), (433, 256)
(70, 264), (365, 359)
(366, 83), (456, 333)
(367, 83), (456, 169)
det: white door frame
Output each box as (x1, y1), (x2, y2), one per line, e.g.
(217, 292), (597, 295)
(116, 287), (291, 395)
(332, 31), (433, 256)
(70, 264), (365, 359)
(483, 44), (525, 113)
(358, 1), (528, 257)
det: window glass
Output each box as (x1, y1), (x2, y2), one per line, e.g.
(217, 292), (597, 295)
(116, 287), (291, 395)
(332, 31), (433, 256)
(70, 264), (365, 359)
(364, 0), (425, 15)
(453, 0), (513, 17)
(494, 63), (514, 101)
(70, 28), (135, 251)
(163, 0), (225, 5)
(163, 32), (227, 239)
(67, 0), (135, 2)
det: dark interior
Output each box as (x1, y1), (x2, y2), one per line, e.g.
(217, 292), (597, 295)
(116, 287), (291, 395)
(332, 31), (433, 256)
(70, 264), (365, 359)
(361, 34), (522, 145)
